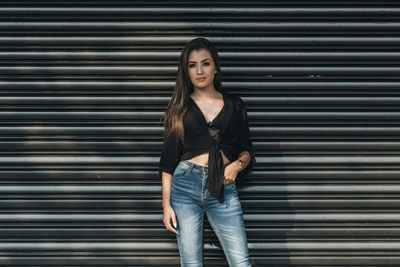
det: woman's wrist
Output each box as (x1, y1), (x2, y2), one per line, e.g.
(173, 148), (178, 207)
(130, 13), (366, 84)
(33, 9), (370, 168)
(236, 159), (244, 172)
(163, 200), (171, 209)
(236, 151), (251, 173)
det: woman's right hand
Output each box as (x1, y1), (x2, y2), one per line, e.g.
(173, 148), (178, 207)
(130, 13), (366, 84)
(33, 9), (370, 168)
(163, 204), (179, 235)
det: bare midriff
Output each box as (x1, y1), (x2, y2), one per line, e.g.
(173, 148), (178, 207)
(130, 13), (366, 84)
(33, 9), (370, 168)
(186, 149), (231, 167)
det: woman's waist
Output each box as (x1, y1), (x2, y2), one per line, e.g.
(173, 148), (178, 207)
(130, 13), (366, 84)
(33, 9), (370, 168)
(181, 151), (231, 166)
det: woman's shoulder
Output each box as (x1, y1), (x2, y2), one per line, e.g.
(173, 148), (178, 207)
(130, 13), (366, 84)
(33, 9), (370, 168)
(224, 91), (246, 108)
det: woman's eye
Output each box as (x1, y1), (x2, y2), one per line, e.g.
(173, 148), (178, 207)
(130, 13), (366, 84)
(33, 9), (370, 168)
(188, 62), (210, 68)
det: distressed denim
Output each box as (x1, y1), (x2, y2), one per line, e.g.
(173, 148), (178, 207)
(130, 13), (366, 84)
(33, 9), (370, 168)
(170, 160), (252, 267)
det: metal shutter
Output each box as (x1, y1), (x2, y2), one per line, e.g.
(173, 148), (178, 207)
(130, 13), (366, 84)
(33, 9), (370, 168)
(1, 1), (399, 266)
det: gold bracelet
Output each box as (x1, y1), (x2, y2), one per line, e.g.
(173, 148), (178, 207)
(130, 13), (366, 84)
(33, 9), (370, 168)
(237, 159), (244, 171)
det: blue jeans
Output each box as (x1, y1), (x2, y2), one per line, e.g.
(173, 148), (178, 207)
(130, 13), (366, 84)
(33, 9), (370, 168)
(170, 160), (252, 267)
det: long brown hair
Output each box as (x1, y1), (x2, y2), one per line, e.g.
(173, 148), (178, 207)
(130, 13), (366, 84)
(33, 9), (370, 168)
(160, 37), (225, 144)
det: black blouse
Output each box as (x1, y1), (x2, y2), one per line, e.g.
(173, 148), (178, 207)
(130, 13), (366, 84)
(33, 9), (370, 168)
(159, 90), (256, 203)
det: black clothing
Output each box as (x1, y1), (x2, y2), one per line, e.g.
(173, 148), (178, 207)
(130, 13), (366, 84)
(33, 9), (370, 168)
(159, 90), (256, 203)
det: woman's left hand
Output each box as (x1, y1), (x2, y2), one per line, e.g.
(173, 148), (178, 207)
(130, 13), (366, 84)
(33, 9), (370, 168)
(223, 162), (240, 184)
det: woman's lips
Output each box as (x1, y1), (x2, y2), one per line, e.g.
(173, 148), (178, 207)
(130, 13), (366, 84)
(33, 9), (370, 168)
(197, 78), (206, 82)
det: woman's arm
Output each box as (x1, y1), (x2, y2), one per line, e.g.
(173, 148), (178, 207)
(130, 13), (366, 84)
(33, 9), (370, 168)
(162, 170), (179, 235)
(159, 130), (183, 204)
(159, 130), (182, 235)
(236, 97), (256, 177)
(162, 171), (173, 208)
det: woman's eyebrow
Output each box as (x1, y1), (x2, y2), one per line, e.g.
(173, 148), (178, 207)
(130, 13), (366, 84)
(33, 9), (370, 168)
(188, 58), (211, 63)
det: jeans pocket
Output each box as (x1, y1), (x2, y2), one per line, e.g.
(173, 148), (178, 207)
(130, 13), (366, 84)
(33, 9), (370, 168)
(172, 161), (190, 179)
(224, 181), (237, 195)
(224, 181), (236, 189)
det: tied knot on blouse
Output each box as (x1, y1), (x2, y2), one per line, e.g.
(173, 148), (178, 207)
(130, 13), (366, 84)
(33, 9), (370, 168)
(206, 121), (226, 203)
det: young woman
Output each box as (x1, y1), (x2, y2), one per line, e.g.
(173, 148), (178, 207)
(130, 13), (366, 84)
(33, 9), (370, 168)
(159, 37), (256, 267)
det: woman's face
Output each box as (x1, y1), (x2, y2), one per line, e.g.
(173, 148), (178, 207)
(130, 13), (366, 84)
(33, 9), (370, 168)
(187, 49), (216, 90)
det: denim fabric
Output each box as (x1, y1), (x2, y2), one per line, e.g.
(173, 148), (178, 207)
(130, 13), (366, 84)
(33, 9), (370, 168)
(170, 160), (252, 267)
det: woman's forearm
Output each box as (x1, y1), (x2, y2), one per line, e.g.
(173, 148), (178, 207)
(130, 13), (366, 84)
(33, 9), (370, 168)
(162, 172), (173, 208)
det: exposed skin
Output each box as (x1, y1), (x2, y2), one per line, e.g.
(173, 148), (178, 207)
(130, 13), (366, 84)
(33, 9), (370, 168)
(162, 48), (251, 235)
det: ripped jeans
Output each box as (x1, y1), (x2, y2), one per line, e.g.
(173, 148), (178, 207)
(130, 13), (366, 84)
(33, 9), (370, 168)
(170, 160), (252, 267)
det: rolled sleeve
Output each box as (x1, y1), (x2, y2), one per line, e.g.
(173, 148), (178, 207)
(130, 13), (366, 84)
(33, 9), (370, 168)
(159, 131), (183, 179)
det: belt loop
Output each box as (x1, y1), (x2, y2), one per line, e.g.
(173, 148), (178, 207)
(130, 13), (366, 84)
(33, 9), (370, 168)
(189, 162), (194, 173)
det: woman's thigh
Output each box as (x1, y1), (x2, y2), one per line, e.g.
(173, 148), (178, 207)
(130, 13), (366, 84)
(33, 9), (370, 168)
(171, 200), (204, 266)
(171, 160), (202, 205)
(170, 161), (205, 266)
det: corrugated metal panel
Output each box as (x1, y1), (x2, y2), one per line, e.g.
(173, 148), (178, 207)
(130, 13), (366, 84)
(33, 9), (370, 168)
(1, 0), (400, 266)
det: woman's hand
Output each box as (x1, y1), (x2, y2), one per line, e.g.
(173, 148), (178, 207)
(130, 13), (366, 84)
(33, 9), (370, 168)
(163, 204), (179, 235)
(223, 161), (240, 184)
